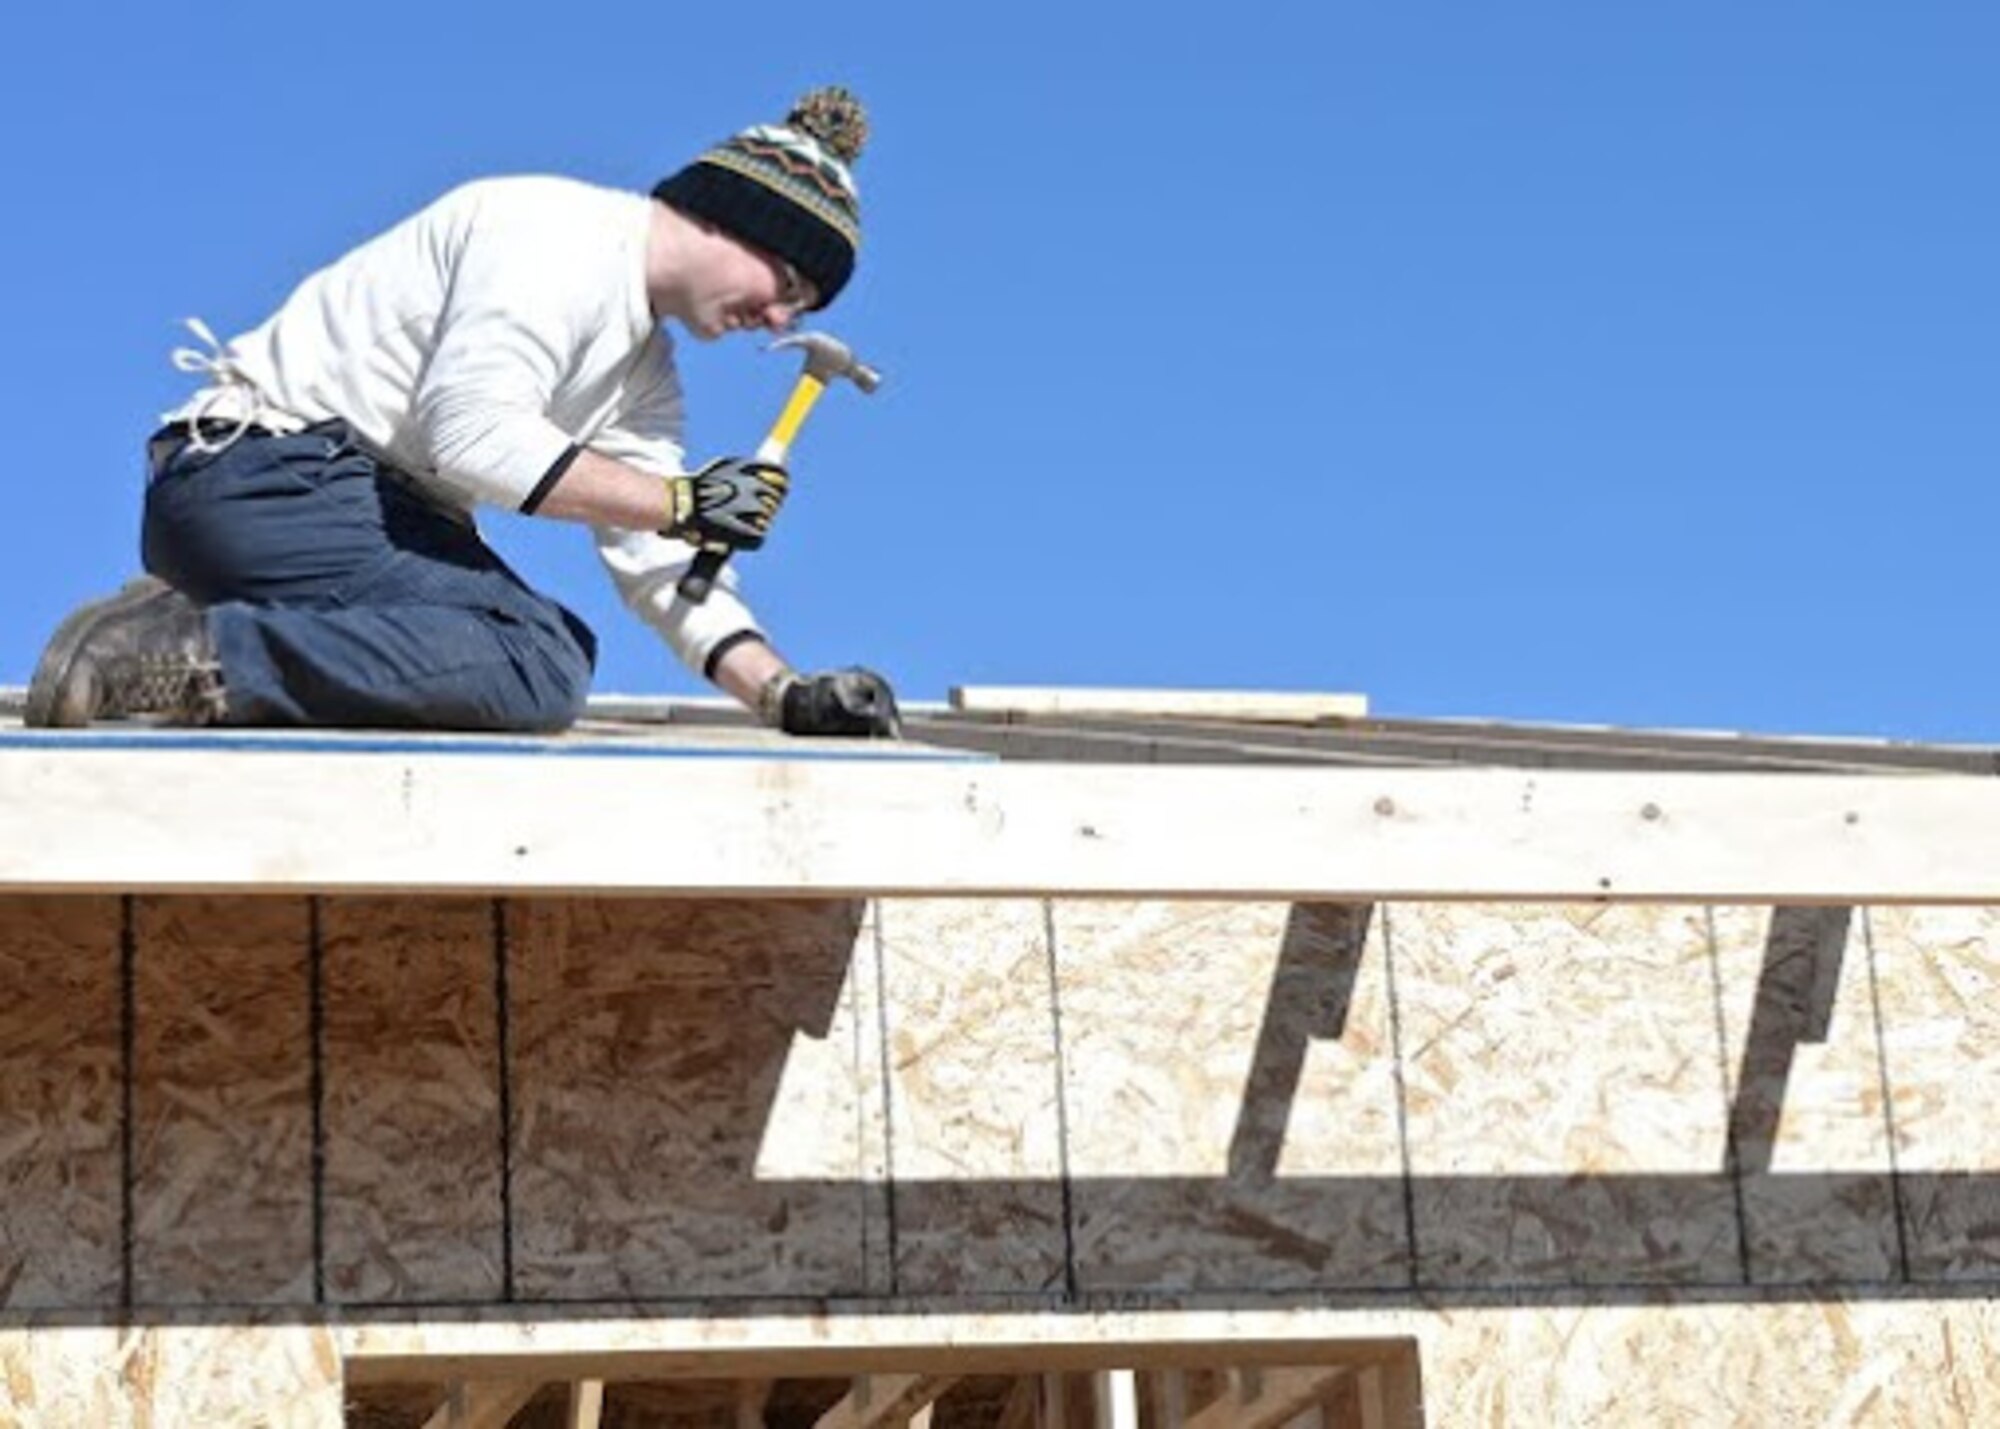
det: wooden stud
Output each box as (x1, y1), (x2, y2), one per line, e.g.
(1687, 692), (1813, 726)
(421, 1379), (540, 1429)
(1039, 1373), (1067, 1429)
(994, 1377), (1039, 1429)
(737, 1378), (773, 1429)
(1148, 1370), (1189, 1429)
(567, 1379), (606, 1429)
(1183, 1367), (1353, 1429)
(815, 1375), (960, 1429)
(1103, 1371), (1139, 1429)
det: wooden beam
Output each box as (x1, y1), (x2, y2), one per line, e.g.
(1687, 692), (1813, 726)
(1144, 1371), (1189, 1429)
(737, 1378), (773, 1429)
(1348, 1357), (1423, 1429)
(950, 687), (1369, 723)
(814, 1375), (959, 1429)
(421, 1380), (540, 1429)
(567, 1380), (606, 1429)
(1038, 1374), (1067, 1429)
(7, 751), (2000, 903)
(1182, 1367), (1352, 1429)
(1102, 1371), (1139, 1429)
(994, 1377), (1039, 1429)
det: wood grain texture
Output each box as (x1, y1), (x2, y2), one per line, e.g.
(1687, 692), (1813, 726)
(1869, 904), (2000, 1280)
(12, 753), (2000, 903)
(875, 899), (1067, 1294)
(0, 895), (122, 1310)
(1392, 903), (1741, 1288)
(1710, 906), (1899, 1283)
(0, 1322), (341, 1428)
(320, 896), (504, 1305)
(1054, 902), (1408, 1292)
(130, 895), (314, 1307)
(507, 898), (874, 1300)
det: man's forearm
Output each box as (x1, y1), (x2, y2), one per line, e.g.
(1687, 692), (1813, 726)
(711, 636), (791, 716)
(531, 447), (673, 529)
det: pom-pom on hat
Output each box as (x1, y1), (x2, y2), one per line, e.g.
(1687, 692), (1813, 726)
(654, 86), (867, 310)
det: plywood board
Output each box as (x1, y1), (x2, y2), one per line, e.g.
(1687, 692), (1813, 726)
(320, 895), (505, 1304)
(874, 899), (1067, 1294)
(507, 898), (875, 1299)
(1392, 903), (1740, 1287)
(0, 1322), (341, 1428)
(1053, 902), (1409, 1291)
(0, 895), (122, 1310)
(1709, 906), (1899, 1282)
(1415, 1296), (1998, 1426)
(1869, 904), (2000, 1280)
(130, 895), (314, 1307)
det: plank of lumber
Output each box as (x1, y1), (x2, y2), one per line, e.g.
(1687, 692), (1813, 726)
(9, 753), (2000, 904)
(568, 1380), (606, 1429)
(814, 1375), (959, 1429)
(1182, 1367), (1352, 1429)
(737, 1379), (773, 1429)
(1039, 1374), (1067, 1429)
(1145, 1371), (1188, 1429)
(951, 687), (1368, 723)
(994, 1377), (1038, 1429)
(421, 1380), (540, 1429)
(1102, 1371), (1139, 1429)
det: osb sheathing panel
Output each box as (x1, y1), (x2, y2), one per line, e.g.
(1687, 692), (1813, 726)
(1417, 1296), (2000, 1425)
(0, 895), (122, 1310)
(320, 896), (503, 1305)
(875, 898), (1067, 1294)
(1391, 903), (1741, 1287)
(1052, 901), (1408, 1291)
(505, 897), (880, 1300)
(11, 892), (2000, 1420)
(1710, 906), (1900, 1283)
(131, 895), (314, 1307)
(0, 1323), (340, 1429)
(1870, 905), (2000, 1280)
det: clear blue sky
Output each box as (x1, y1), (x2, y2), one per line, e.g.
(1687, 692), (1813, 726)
(3, 5), (1994, 740)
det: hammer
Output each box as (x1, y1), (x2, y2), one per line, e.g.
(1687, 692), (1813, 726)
(676, 331), (883, 604)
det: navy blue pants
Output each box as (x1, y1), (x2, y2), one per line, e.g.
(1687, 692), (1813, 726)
(141, 423), (596, 730)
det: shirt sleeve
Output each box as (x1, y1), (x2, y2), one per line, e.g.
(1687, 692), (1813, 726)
(410, 200), (590, 508)
(588, 347), (768, 680)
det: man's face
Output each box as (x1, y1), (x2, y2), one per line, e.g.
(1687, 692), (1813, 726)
(686, 228), (818, 340)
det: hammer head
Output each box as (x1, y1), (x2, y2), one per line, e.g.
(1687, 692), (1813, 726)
(771, 331), (883, 393)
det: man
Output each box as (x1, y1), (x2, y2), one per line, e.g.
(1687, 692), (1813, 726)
(25, 86), (901, 738)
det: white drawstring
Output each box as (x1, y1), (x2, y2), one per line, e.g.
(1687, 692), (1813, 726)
(169, 317), (269, 454)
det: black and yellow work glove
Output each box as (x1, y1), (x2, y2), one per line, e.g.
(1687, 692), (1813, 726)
(760, 667), (903, 739)
(662, 457), (789, 550)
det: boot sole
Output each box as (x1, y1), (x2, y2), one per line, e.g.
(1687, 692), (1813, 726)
(23, 577), (174, 728)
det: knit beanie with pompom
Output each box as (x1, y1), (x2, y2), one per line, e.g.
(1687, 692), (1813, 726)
(653, 86), (868, 310)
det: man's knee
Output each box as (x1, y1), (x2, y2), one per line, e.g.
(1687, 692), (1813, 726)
(520, 629), (595, 733)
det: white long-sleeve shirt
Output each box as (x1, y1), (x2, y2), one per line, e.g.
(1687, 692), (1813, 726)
(166, 175), (762, 677)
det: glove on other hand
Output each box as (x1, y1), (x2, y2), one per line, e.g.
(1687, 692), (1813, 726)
(663, 457), (789, 550)
(772, 667), (903, 739)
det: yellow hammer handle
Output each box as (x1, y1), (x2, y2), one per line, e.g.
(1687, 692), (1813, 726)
(759, 374), (826, 461)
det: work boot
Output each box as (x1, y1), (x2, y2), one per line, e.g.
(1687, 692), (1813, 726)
(24, 578), (227, 728)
